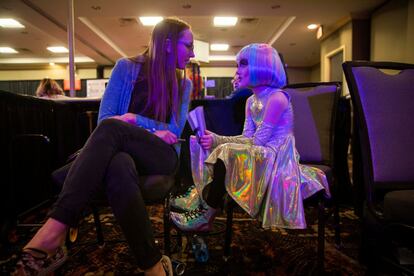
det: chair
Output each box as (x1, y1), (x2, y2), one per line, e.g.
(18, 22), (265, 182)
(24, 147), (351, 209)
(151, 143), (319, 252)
(343, 61), (414, 274)
(284, 82), (342, 271)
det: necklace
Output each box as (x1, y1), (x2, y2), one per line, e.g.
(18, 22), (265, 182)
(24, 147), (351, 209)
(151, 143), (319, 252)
(251, 87), (273, 116)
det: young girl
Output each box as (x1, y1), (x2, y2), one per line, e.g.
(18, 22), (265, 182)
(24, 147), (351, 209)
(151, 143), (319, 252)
(171, 43), (329, 232)
(13, 18), (195, 276)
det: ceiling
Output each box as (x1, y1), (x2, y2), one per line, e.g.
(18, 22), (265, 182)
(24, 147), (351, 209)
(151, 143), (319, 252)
(0, 0), (385, 69)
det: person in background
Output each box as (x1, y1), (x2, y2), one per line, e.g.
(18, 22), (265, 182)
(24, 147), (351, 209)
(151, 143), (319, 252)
(12, 17), (195, 276)
(170, 43), (330, 232)
(35, 78), (67, 98)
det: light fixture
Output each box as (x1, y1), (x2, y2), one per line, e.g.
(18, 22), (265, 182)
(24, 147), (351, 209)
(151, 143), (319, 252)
(139, 17), (164, 26)
(316, 25), (323, 39)
(49, 62), (56, 66)
(0, 47), (18, 53)
(210, 44), (229, 51)
(307, 24), (319, 30)
(0, 18), (25, 28)
(214, 17), (238, 27)
(209, 55), (236, 61)
(47, 46), (69, 53)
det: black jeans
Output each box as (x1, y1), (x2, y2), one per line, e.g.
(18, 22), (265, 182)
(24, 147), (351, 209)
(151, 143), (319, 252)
(49, 119), (178, 269)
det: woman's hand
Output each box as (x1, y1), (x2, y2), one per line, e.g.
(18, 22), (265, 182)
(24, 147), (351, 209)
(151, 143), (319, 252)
(111, 113), (137, 124)
(154, 130), (178, 145)
(199, 130), (215, 150)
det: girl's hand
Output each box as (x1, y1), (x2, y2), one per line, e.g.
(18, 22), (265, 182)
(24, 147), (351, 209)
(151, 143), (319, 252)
(112, 113), (137, 125)
(199, 130), (215, 150)
(154, 130), (178, 145)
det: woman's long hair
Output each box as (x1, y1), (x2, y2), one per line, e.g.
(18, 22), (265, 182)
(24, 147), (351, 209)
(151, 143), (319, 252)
(130, 17), (190, 123)
(36, 78), (65, 97)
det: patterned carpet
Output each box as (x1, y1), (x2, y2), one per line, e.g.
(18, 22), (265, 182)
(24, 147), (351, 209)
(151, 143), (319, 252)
(0, 203), (366, 275)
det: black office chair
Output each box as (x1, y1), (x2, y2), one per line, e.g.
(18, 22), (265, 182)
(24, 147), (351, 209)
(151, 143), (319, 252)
(343, 61), (414, 274)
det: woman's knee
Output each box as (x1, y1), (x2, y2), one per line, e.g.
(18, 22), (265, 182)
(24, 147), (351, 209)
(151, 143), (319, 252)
(96, 118), (123, 134)
(105, 152), (138, 193)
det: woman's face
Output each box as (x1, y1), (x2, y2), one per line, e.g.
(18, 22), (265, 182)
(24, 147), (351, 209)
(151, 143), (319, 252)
(236, 58), (249, 88)
(176, 29), (195, 69)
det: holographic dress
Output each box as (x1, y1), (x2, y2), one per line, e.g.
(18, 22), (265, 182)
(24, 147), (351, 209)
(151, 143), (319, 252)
(190, 89), (330, 229)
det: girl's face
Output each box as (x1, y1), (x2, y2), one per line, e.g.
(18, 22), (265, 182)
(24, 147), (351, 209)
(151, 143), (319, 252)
(176, 29), (195, 69)
(236, 58), (249, 88)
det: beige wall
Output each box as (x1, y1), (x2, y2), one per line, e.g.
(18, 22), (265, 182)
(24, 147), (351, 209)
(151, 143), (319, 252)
(0, 67), (97, 80)
(310, 63), (321, 82)
(286, 67), (312, 84)
(371, 0), (414, 63)
(320, 22), (352, 82)
(320, 22), (352, 95)
(200, 67), (236, 78)
(104, 67), (113, 79)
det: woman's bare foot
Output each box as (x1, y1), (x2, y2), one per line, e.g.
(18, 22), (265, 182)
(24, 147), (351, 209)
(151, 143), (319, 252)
(144, 260), (166, 276)
(24, 218), (68, 255)
(145, 255), (173, 276)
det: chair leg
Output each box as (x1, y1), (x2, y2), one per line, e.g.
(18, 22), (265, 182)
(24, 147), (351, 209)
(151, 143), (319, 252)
(164, 196), (171, 256)
(317, 198), (325, 274)
(224, 200), (234, 261)
(91, 205), (105, 246)
(333, 200), (341, 248)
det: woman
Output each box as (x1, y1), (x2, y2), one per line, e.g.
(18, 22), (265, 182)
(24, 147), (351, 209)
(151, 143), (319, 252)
(13, 17), (195, 276)
(35, 78), (66, 98)
(170, 43), (329, 232)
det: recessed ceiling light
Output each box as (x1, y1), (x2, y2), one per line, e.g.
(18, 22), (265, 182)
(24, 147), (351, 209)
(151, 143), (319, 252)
(0, 47), (18, 53)
(307, 24), (319, 30)
(49, 62), (55, 66)
(214, 17), (238, 27)
(211, 44), (229, 51)
(209, 55), (236, 61)
(0, 18), (25, 28)
(139, 17), (164, 26)
(47, 46), (69, 53)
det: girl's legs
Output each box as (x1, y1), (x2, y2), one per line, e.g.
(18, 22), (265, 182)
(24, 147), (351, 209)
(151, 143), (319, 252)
(203, 159), (227, 209)
(170, 159), (226, 232)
